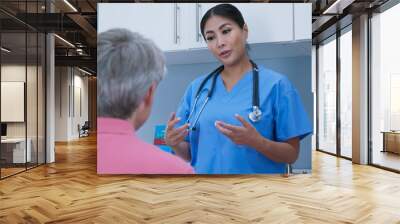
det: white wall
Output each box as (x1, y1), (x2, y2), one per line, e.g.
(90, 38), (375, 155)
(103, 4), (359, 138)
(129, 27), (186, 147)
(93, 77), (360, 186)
(55, 67), (68, 141)
(1, 65), (37, 138)
(55, 67), (89, 141)
(72, 72), (89, 138)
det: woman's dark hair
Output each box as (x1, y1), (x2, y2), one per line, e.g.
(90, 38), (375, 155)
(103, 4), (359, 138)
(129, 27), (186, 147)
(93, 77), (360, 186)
(200, 4), (245, 39)
(200, 4), (250, 52)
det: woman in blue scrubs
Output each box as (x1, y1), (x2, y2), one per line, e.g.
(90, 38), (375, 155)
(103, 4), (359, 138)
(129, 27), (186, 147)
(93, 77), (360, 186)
(165, 3), (312, 174)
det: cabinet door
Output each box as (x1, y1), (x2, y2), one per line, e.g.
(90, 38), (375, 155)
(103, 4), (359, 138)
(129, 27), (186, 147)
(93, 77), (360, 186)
(176, 3), (201, 50)
(232, 3), (294, 44)
(98, 3), (181, 52)
(184, 3), (294, 50)
(183, 3), (220, 50)
(294, 3), (312, 41)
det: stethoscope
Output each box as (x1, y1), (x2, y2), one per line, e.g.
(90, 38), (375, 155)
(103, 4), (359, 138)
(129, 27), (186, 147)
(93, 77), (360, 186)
(186, 60), (262, 131)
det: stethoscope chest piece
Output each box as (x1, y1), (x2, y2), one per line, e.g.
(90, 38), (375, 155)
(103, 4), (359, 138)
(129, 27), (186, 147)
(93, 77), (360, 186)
(248, 105), (262, 123)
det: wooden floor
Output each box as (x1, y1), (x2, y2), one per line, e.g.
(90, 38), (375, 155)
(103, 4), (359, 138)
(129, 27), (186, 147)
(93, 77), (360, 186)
(372, 150), (400, 171)
(1, 163), (45, 178)
(0, 135), (400, 223)
(0, 167), (26, 178)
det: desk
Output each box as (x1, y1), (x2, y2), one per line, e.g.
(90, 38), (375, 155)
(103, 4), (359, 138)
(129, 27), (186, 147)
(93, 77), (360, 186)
(381, 131), (400, 154)
(1, 138), (31, 163)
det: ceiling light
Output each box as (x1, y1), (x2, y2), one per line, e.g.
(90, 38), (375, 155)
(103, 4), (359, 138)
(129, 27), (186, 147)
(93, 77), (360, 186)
(63, 0), (78, 12)
(78, 67), (92, 76)
(322, 0), (355, 15)
(1, 47), (11, 53)
(76, 48), (86, 55)
(54, 34), (75, 48)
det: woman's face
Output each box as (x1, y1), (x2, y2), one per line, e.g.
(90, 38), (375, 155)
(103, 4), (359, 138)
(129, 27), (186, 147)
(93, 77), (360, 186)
(203, 15), (248, 67)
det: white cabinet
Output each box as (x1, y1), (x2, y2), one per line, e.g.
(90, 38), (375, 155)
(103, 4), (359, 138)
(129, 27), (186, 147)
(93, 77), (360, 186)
(234, 3), (294, 44)
(183, 3), (219, 49)
(175, 3), (207, 50)
(294, 3), (312, 41)
(184, 3), (295, 49)
(98, 3), (309, 52)
(98, 3), (181, 52)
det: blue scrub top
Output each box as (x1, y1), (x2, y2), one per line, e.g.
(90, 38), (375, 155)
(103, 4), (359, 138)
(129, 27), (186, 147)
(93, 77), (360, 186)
(176, 65), (312, 174)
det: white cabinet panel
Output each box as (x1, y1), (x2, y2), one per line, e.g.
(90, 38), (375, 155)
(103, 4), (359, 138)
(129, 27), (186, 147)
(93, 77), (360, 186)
(233, 3), (294, 44)
(98, 3), (180, 52)
(186, 3), (294, 49)
(98, 3), (299, 52)
(294, 3), (312, 41)
(176, 3), (204, 50)
(183, 3), (219, 49)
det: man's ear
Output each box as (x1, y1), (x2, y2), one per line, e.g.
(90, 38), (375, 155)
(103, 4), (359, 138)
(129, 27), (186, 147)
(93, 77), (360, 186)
(143, 82), (157, 107)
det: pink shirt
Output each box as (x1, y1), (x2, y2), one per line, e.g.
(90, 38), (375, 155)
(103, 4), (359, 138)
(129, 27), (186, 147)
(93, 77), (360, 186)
(97, 117), (194, 174)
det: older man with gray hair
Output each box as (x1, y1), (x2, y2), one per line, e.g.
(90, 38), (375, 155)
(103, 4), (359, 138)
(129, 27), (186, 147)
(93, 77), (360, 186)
(97, 28), (194, 174)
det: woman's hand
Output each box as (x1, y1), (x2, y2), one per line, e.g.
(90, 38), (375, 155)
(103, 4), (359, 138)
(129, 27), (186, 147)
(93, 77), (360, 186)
(215, 114), (262, 148)
(215, 114), (300, 163)
(165, 112), (189, 148)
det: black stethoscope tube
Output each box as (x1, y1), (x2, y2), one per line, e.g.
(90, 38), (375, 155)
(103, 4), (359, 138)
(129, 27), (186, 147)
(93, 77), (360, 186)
(187, 60), (261, 131)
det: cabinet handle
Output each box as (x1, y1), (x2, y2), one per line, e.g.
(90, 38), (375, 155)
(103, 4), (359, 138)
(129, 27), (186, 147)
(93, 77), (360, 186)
(177, 5), (181, 42)
(196, 4), (199, 42)
(292, 3), (295, 41)
(196, 4), (203, 42)
(174, 3), (181, 44)
(174, 4), (178, 44)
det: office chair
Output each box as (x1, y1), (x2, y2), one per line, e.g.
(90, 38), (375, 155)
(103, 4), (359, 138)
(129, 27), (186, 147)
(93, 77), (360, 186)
(79, 121), (90, 138)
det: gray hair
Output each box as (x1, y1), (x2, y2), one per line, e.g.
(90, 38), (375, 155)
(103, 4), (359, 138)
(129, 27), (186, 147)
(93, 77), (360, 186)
(97, 28), (166, 119)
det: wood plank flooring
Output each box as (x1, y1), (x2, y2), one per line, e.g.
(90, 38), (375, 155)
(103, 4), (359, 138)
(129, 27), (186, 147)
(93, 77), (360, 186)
(0, 134), (399, 223)
(372, 151), (400, 171)
(1, 167), (26, 178)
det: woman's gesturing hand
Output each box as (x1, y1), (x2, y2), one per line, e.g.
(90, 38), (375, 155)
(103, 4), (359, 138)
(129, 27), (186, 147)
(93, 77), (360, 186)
(164, 112), (189, 147)
(215, 114), (262, 148)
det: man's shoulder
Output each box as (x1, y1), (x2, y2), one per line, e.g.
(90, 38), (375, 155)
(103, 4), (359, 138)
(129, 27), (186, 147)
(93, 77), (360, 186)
(143, 142), (194, 174)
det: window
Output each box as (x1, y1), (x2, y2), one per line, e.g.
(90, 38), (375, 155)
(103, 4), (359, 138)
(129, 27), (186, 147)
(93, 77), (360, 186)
(370, 2), (400, 171)
(0, 1), (47, 179)
(317, 35), (337, 155)
(339, 27), (352, 158)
